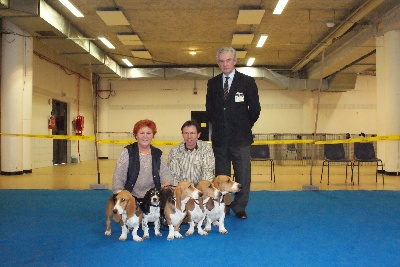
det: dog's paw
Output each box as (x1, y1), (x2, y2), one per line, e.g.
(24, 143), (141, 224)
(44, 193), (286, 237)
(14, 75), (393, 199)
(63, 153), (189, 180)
(204, 226), (211, 232)
(198, 229), (208, 236)
(219, 228), (228, 234)
(174, 231), (183, 239)
(167, 234), (174, 241)
(118, 235), (127, 241)
(133, 235), (143, 242)
(155, 231), (162, 237)
(104, 230), (111, 236)
(142, 234), (150, 239)
(212, 221), (219, 226)
(185, 230), (194, 236)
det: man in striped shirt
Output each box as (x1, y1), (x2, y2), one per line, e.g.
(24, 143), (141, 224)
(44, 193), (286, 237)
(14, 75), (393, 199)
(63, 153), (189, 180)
(168, 120), (215, 186)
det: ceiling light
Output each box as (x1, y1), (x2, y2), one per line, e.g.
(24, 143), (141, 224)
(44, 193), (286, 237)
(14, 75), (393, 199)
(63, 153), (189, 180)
(273, 0), (289, 15)
(117, 34), (143, 46)
(236, 51), (247, 59)
(96, 11), (129, 26)
(189, 51), (197, 55)
(247, 58), (255, 66)
(98, 37), (115, 49)
(131, 50), (152, 59)
(122, 58), (133, 67)
(59, 0), (84, 17)
(232, 33), (254, 45)
(237, 10), (265, 24)
(256, 34), (268, 47)
(326, 21), (335, 28)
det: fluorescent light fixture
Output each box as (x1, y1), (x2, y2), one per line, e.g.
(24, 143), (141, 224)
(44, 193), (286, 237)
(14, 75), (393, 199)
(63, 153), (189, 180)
(189, 51), (197, 55)
(122, 58), (133, 67)
(273, 0), (289, 15)
(256, 34), (268, 47)
(98, 37), (115, 49)
(59, 0), (84, 17)
(247, 58), (255, 66)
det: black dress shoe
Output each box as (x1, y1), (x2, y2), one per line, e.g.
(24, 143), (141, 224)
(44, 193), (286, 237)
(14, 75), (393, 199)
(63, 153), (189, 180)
(235, 211), (247, 219)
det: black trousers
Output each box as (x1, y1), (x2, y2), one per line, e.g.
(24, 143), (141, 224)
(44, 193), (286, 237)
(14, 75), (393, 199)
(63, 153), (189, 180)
(213, 145), (251, 213)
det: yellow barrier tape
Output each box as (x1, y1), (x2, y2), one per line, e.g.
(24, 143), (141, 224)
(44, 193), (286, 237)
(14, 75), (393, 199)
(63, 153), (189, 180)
(315, 135), (400, 144)
(1, 132), (399, 145)
(0, 132), (95, 141)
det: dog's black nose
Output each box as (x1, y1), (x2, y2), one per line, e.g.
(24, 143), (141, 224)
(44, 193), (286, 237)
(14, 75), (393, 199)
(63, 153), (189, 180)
(199, 192), (203, 197)
(113, 209), (118, 214)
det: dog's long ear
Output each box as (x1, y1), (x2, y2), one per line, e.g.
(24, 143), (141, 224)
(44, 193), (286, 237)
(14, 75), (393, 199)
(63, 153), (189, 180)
(126, 196), (136, 218)
(223, 193), (232, 205)
(198, 197), (205, 212)
(206, 198), (214, 211)
(113, 214), (122, 222)
(186, 198), (195, 211)
(175, 186), (182, 211)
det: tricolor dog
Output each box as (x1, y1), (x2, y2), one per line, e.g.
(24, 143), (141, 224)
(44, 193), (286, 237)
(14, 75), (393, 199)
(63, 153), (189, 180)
(138, 187), (162, 239)
(204, 175), (241, 234)
(163, 181), (203, 240)
(185, 180), (222, 236)
(104, 190), (143, 242)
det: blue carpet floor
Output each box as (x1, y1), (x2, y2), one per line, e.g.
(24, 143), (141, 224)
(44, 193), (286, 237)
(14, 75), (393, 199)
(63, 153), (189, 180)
(1, 189), (399, 267)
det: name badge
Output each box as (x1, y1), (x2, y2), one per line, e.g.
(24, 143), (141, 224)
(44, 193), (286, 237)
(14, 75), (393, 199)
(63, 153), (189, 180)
(235, 92), (244, 102)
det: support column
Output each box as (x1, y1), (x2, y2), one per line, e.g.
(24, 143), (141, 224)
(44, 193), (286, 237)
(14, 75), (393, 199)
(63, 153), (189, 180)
(377, 31), (400, 174)
(23, 31), (33, 173)
(1, 20), (28, 175)
(97, 78), (110, 159)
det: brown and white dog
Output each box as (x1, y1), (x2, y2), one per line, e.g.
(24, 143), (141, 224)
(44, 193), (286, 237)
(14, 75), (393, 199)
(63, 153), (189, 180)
(104, 190), (143, 242)
(204, 175), (241, 234)
(163, 181), (203, 240)
(185, 180), (222, 236)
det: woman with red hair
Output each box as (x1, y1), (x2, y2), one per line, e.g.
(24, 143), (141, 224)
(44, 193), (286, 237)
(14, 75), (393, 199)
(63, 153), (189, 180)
(112, 119), (172, 198)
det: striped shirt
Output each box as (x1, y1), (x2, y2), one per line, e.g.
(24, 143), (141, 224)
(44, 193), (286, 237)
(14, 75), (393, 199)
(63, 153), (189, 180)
(168, 140), (215, 186)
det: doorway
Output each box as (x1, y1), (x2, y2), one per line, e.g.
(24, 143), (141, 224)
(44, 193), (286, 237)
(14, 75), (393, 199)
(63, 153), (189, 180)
(191, 111), (210, 141)
(52, 99), (68, 165)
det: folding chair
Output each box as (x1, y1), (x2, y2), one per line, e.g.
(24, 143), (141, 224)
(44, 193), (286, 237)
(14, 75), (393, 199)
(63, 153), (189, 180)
(320, 144), (353, 185)
(250, 145), (276, 182)
(353, 142), (384, 184)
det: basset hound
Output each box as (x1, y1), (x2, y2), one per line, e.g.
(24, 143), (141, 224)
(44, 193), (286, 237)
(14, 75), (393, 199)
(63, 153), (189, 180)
(138, 187), (162, 239)
(104, 190), (143, 242)
(185, 180), (222, 236)
(163, 181), (203, 240)
(204, 175), (241, 234)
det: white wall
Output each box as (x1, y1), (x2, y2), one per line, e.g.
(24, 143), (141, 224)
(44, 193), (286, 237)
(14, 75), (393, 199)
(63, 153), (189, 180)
(31, 40), (94, 168)
(98, 74), (377, 159)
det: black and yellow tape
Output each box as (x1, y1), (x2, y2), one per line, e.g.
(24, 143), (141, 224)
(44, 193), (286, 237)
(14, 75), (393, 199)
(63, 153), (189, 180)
(0, 132), (399, 145)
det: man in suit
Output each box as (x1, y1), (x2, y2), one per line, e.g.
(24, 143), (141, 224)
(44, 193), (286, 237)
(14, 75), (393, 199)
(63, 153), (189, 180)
(206, 47), (261, 219)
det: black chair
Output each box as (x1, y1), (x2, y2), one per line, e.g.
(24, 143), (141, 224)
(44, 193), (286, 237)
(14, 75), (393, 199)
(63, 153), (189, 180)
(320, 144), (353, 185)
(250, 145), (276, 182)
(284, 144), (298, 160)
(353, 142), (384, 184)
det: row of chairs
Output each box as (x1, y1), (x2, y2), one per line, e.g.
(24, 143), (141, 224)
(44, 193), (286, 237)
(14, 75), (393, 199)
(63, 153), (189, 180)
(249, 143), (384, 185)
(320, 143), (384, 185)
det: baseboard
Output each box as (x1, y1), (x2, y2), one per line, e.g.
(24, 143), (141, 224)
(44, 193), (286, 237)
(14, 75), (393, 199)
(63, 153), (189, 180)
(98, 157), (109, 160)
(1, 171), (24, 176)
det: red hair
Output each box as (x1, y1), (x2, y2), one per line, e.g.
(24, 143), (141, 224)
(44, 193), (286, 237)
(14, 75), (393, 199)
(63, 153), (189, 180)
(133, 119), (157, 136)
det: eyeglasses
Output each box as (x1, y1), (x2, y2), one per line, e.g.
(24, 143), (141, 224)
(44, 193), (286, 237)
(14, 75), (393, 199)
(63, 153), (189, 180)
(182, 132), (197, 136)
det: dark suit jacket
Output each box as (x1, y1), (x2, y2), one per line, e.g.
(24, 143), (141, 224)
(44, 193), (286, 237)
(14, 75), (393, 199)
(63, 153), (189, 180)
(206, 70), (261, 147)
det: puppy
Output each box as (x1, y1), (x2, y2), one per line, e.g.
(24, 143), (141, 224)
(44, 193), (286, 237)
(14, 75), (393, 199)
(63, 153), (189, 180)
(104, 190), (143, 242)
(204, 175), (241, 234)
(138, 187), (162, 239)
(163, 181), (203, 240)
(185, 180), (222, 236)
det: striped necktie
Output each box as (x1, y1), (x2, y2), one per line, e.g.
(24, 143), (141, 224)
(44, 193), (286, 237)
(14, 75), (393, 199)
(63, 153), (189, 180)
(223, 76), (229, 100)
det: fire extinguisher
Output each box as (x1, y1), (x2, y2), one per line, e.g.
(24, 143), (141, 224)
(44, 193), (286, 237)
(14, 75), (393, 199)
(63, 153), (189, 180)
(48, 113), (55, 130)
(75, 115), (84, 136)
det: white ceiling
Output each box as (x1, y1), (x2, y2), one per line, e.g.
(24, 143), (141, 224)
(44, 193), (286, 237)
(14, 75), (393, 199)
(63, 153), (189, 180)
(1, 0), (400, 82)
